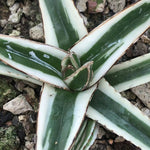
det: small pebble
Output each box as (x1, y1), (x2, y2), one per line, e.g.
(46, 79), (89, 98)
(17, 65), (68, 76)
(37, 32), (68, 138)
(108, 139), (113, 145)
(29, 23), (44, 41)
(88, 0), (106, 13)
(141, 108), (150, 118)
(8, 8), (22, 24)
(9, 30), (20, 36)
(132, 83), (150, 109)
(76, 0), (88, 12)
(115, 136), (125, 143)
(9, 3), (20, 14)
(3, 94), (33, 115)
(7, 0), (16, 7)
(107, 0), (126, 13)
(0, 19), (8, 28)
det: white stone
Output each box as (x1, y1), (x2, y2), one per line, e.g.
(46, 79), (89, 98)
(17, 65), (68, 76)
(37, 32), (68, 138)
(107, 0), (126, 13)
(0, 19), (8, 28)
(115, 136), (125, 143)
(3, 94), (33, 115)
(95, 1), (106, 13)
(131, 83), (150, 109)
(76, 0), (88, 12)
(7, 0), (16, 7)
(97, 127), (106, 139)
(8, 8), (22, 24)
(141, 108), (150, 118)
(88, 0), (106, 13)
(23, 1), (32, 17)
(9, 30), (20, 37)
(25, 141), (34, 150)
(29, 23), (44, 41)
(9, 3), (20, 14)
(80, 14), (89, 26)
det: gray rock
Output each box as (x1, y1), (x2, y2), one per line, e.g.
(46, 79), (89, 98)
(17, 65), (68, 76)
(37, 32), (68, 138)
(131, 83), (150, 109)
(8, 8), (22, 24)
(133, 41), (148, 57)
(24, 87), (35, 99)
(29, 23), (44, 41)
(9, 30), (20, 36)
(134, 98), (144, 110)
(141, 108), (150, 118)
(88, 0), (106, 13)
(9, 3), (19, 14)
(7, 0), (16, 7)
(23, 1), (32, 17)
(0, 19), (8, 28)
(3, 94), (33, 115)
(25, 141), (34, 150)
(76, 0), (88, 12)
(97, 127), (106, 139)
(115, 136), (125, 143)
(107, 0), (126, 13)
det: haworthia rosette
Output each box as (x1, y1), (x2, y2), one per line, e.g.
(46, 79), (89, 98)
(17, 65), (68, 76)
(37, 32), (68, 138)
(39, 0), (87, 49)
(105, 53), (150, 92)
(87, 79), (150, 150)
(37, 84), (96, 150)
(71, 0), (150, 87)
(0, 35), (68, 89)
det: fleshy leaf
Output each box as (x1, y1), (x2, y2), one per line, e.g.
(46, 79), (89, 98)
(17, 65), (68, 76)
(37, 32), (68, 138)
(37, 84), (96, 150)
(39, 0), (87, 49)
(64, 61), (93, 91)
(61, 52), (81, 79)
(0, 35), (67, 89)
(71, 0), (150, 87)
(0, 61), (42, 85)
(87, 79), (150, 150)
(71, 118), (98, 150)
(105, 53), (150, 92)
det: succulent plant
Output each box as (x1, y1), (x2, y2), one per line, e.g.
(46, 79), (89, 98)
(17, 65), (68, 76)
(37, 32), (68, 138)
(0, 0), (150, 150)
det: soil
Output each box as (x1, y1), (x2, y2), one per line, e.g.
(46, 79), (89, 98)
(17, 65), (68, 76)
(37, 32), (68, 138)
(0, 0), (149, 150)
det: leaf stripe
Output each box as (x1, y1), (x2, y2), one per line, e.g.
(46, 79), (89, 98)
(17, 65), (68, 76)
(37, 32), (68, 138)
(0, 35), (68, 88)
(37, 84), (97, 150)
(105, 53), (150, 92)
(0, 61), (42, 85)
(71, 119), (97, 150)
(71, 0), (150, 86)
(39, 0), (87, 50)
(87, 79), (150, 150)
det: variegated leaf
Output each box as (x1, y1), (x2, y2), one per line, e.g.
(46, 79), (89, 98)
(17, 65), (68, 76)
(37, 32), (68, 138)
(71, 0), (150, 87)
(87, 79), (150, 150)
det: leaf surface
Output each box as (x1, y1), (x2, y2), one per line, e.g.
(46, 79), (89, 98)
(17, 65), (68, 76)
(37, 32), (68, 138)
(71, 119), (98, 150)
(105, 53), (150, 92)
(0, 61), (42, 85)
(87, 79), (150, 150)
(37, 84), (96, 150)
(71, 0), (150, 87)
(0, 35), (67, 88)
(39, 0), (87, 49)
